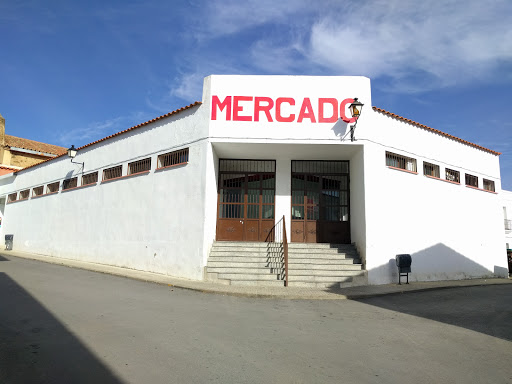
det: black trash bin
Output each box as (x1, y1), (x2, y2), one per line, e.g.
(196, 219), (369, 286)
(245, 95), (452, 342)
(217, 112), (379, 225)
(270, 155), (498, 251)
(5, 234), (13, 251)
(507, 249), (512, 277)
(396, 254), (412, 284)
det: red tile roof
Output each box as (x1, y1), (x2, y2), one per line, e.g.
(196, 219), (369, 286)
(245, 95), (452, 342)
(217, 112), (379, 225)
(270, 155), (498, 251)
(373, 107), (501, 156)
(16, 102), (202, 174)
(5, 135), (67, 156)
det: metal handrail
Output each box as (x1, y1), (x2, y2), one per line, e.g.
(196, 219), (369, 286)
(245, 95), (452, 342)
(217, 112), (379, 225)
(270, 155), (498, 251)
(265, 215), (288, 286)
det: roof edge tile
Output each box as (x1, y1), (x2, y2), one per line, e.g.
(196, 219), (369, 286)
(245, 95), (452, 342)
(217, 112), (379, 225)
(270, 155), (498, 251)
(372, 106), (501, 156)
(16, 101), (202, 174)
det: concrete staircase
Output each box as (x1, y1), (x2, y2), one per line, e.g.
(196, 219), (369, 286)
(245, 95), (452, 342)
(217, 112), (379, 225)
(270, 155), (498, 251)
(205, 241), (367, 288)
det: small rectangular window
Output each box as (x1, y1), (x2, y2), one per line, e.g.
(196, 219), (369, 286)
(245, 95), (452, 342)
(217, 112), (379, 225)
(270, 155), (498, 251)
(19, 190), (30, 200)
(385, 151), (417, 172)
(445, 168), (460, 183)
(423, 162), (440, 178)
(465, 174), (478, 188)
(62, 177), (78, 190)
(157, 148), (189, 169)
(128, 157), (151, 175)
(483, 179), (495, 192)
(33, 186), (44, 197)
(103, 165), (122, 181)
(82, 172), (98, 186)
(47, 182), (60, 194)
(7, 193), (17, 203)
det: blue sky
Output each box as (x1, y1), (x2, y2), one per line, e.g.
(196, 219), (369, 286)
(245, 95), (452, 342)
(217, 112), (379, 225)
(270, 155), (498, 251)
(1, 0), (511, 188)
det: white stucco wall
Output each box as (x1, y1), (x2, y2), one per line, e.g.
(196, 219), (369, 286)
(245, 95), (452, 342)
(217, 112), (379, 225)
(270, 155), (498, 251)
(360, 110), (506, 284)
(1, 104), (211, 280)
(502, 190), (512, 251)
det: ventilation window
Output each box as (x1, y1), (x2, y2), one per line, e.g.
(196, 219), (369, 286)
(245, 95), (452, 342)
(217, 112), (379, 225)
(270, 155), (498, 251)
(157, 148), (189, 169)
(33, 186), (44, 197)
(19, 190), (30, 200)
(483, 179), (495, 192)
(445, 168), (460, 183)
(128, 157), (151, 175)
(423, 162), (440, 178)
(7, 193), (17, 203)
(62, 177), (78, 190)
(385, 151), (417, 172)
(82, 172), (98, 186)
(103, 165), (122, 181)
(465, 174), (478, 188)
(47, 182), (60, 194)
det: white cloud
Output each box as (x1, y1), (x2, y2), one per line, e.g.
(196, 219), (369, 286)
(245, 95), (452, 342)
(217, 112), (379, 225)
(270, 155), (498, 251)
(57, 116), (127, 146)
(306, 0), (512, 91)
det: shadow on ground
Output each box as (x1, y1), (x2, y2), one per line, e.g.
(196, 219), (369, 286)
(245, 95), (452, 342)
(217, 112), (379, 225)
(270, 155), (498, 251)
(355, 285), (512, 342)
(0, 272), (122, 384)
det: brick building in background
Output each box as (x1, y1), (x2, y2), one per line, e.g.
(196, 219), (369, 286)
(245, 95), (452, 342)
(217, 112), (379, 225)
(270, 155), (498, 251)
(0, 113), (66, 172)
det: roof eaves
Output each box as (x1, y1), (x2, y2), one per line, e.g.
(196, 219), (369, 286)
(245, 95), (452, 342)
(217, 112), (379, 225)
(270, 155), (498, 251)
(15, 101), (202, 175)
(372, 106), (501, 156)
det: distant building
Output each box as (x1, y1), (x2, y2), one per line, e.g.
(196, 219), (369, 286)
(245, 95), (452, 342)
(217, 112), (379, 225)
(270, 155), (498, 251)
(0, 113), (66, 170)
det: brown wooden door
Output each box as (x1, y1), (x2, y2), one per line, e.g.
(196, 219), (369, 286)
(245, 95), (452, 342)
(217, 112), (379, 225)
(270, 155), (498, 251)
(216, 160), (275, 242)
(291, 161), (350, 244)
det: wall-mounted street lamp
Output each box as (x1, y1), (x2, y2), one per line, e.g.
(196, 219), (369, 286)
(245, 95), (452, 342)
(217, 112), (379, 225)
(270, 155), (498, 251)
(349, 98), (364, 142)
(67, 145), (84, 170)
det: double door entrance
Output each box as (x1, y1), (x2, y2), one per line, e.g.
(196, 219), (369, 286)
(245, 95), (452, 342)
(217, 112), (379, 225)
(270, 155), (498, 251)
(216, 160), (276, 242)
(216, 159), (350, 244)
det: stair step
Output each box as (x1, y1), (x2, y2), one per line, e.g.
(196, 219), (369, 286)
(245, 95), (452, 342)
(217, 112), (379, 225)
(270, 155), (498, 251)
(210, 250), (267, 257)
(213, 242), (268, 248)
(208, 261), (270, 268)
(230, 280), (286, 287)
(289, 269), (364, 277)
(287, 280), (353, 288)
(289, 258), (360, 265)
(217, 273), (284, 281)
(207, 256), (273, 263)
(288, 243), (355, 249)
(286, 274), (364, 282)
(288, 264), (362, 271)
(288, 249), (357, 255)
(208, 267), (276, 274)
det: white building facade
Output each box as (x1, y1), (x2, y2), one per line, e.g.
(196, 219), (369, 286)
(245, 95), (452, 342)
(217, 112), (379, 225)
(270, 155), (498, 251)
(0, 75), (508, 284)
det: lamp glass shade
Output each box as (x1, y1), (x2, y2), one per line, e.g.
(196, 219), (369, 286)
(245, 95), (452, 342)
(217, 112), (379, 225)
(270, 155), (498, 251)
(67, 145), (77, 158)
(349, 98), (364, 118)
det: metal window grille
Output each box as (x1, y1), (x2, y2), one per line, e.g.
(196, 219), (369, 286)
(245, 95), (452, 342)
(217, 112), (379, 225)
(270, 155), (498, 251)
(19, 190), (30, 199)
(128, 157), (151, 175)
(423, 162), (440, 178)
(47, 182), (60, 194)
(7, 193), (17, 202)
(483, 179), (495, 192)
(465, 173), (478, 187)
(82, 172), (98, 186)
(62, 177), (78, 190)
(32, 186), (44, 197)
(445, 168), (460, 183)
(157, 148), (189, 169)
(103, 165), (122, 181)
(505, 219), (512, 231)
(385, 152), (417, 172)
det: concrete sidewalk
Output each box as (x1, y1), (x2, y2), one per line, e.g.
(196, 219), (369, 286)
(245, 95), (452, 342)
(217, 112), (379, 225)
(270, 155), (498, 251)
(2, 249), (511, 300)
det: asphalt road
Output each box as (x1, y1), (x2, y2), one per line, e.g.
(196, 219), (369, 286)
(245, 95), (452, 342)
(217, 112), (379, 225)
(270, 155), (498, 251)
(1, 255), (511, 384)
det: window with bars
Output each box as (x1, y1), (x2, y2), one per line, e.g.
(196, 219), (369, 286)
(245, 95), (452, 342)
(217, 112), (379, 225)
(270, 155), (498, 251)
(7, 193), (17, 203)
(157, 148), (189, 169)
(423, 162), (440, 178)
(445, 168), (460, 183)
(19, 190), (30, 200)
(128, 157), (151, 175)
(103, 165), (122, 181)
(483, 179), (495, 192)
(82, 172), (98, 186)
(385, 151), (417, 172)
(465, 173), (478, 188)
(33, 186), (44, 197)
(62, 177), (78, 190)
(47, 182), (60, 194)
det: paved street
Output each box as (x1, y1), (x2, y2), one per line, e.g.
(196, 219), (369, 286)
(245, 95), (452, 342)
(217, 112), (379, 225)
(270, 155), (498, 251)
(1, 255), (511, 384)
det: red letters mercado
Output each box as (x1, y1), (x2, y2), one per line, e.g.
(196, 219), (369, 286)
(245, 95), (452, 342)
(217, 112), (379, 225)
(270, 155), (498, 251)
(211, 96), (357, 124)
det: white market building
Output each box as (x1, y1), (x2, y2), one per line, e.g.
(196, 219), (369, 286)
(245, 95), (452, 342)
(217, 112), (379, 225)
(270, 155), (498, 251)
(0, 75), (508, 286)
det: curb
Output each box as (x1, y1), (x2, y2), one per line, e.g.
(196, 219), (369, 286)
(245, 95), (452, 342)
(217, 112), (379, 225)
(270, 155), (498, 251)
(1, 251), (510, 300)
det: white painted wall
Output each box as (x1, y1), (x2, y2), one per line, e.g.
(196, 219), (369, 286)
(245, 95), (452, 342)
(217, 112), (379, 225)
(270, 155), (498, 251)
(502, 190), (512, 251)
(361, 110), (506, 284)
(1, 104), (211, 280)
